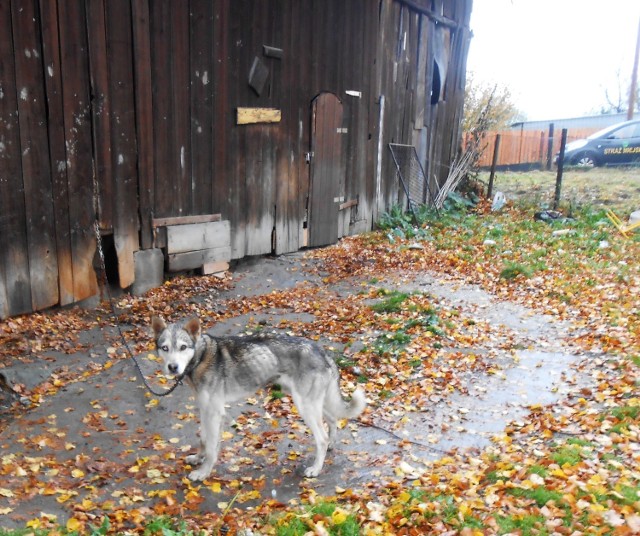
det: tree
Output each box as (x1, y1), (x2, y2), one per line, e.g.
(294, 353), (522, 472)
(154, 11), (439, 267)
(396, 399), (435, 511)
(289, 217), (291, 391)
(598, 69), (640, 115)
(463, 72), (525, 132)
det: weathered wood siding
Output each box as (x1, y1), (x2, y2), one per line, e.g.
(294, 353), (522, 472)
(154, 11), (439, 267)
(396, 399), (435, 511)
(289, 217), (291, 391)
(0, 0), (472, 318)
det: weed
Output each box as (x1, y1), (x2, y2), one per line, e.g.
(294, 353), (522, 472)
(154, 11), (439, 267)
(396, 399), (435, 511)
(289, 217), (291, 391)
(528, 465), (549, 477)
(508, 486), (563, 507)
(89, 518), (110, 536)
(371, 291), (409, 313)
(275, 502), (359, 536)
(614, 484), (640, 506)
(551, 445), (585, 466)
(609, 405), (640, 420)
(143, 516), (196, 535)
(627, 355), (640, 366)
(495, 514), (548, 535)
(500, 261), (534, 280)
(566, 437), (595, 448)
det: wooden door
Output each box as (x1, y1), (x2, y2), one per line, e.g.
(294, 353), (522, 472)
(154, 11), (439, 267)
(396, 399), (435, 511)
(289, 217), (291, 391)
(308, 93), (344, 247)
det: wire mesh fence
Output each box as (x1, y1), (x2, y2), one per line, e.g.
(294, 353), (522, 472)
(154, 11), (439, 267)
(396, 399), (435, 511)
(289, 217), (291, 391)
(388, 143), (438, 218)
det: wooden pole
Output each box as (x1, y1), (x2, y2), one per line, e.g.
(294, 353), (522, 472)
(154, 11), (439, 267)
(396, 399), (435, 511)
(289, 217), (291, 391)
(538, 130), (546, 170)
(487, 134), (501, 199)
(553, 129), (568, 211)
(627, 14), (640, 120)
(546, 123), (555, 171)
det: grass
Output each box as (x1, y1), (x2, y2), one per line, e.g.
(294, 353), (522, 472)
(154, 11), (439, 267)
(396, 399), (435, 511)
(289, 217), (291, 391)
(0, 516), (197, 536)
(495, 514), (548, 535)
(275, 502), (359, 536)
(371, 290), (410, 313)
(477, 167), (640, 214)
(507, 486), (564, 507)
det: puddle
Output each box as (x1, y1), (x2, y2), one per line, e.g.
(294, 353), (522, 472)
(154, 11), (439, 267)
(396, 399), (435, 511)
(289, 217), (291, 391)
(403, 350), (579, 454)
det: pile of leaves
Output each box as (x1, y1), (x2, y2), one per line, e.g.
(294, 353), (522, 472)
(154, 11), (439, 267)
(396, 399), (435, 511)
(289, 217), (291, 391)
(1, 187), (639, 534)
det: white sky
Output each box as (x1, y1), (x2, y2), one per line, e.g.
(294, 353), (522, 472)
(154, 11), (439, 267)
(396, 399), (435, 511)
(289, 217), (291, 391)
(467, 0), (640, 121)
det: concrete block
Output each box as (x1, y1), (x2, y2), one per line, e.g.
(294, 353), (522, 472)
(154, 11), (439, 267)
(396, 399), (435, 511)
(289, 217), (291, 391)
(132, 248), (164, 295)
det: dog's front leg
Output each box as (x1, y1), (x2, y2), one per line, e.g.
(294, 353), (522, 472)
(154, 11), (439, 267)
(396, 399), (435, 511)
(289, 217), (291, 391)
(188, 404), (224, 481)
(185, 436), (206, 467)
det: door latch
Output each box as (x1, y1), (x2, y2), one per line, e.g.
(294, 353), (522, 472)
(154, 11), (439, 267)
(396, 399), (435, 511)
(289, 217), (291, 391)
(305, 151), (314, 163)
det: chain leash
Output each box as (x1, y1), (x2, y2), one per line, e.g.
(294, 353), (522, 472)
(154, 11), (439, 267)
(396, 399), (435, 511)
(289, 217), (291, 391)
(92, 175), (182, 398)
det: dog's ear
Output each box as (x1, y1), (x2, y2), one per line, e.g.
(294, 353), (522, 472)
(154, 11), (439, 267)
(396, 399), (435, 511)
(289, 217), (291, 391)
(151, 316), (166, 337)
(184, 318), (201, 341)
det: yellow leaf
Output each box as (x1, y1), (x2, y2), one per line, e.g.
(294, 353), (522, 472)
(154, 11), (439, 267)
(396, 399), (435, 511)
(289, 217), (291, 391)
(56, 492), (78, 504)
(71, 469), (85, 478)
(210, 482), (222, 493)
(0, 507), (13, 515)
(331, 508), (349, 525)
(66, 517), (82, 532)
(146, 469), (162, 479)
(0, 488), (14, 498)
(26, 518), (41, 529)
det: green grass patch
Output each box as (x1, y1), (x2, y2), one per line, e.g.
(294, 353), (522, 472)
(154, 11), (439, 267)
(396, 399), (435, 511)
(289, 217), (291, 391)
(371, 291), (410, 313)
(275, 502), (359, 536)
(507, 486), (563, 507)
(528, 465), (549, 478)
(609, 405), (640, 420)
(500, 261), (535, 280)
(495, 513), (548, 535)
(551, 445), (585, 466)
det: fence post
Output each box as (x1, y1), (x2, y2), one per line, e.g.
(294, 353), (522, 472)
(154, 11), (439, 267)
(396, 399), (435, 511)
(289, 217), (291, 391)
(538, 131), (546, 170)
(546, 123), (555, 170)
(487, 134), (501, 199)
(553, 128), (568, 210)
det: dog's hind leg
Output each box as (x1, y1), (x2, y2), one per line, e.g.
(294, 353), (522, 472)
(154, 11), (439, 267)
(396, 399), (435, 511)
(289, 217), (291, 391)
(323, 404), (338, 451)
(293, 393), (329, 477)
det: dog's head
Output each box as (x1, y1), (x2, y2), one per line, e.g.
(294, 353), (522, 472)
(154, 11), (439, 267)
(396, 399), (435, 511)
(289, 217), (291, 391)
(151, 316), (201, 376)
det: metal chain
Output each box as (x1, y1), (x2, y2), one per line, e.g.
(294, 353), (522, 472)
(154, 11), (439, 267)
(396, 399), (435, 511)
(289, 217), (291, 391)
(92, 176), (182, 397)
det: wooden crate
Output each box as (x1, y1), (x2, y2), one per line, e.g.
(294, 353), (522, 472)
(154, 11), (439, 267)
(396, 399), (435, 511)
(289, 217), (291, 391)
(165, 220), (231, 272)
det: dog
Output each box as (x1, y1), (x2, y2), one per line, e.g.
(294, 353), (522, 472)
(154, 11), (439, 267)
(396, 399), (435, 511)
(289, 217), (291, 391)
(151, 316), (366, 480)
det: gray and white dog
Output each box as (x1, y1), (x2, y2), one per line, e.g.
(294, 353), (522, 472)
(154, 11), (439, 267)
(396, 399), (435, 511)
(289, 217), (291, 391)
(151, 316), (366, 480)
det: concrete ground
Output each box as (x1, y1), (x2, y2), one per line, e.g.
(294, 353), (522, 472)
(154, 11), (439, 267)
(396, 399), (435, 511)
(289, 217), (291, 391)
(0, 253), (589, 530)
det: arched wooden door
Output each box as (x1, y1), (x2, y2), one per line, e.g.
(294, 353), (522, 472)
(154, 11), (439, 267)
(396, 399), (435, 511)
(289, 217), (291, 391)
(307, 92), (345, 247)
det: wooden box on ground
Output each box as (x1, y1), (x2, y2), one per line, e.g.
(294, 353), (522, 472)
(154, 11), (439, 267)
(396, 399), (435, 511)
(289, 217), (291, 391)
(165, 220), (231, 272)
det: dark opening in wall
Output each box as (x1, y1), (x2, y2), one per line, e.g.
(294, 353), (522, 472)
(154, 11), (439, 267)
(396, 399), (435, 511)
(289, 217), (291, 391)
(97, 234), (120, 286)
(431, 60), (441, 104)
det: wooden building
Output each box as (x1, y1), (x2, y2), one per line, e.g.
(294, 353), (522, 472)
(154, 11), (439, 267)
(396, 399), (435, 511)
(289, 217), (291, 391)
(0, 0), (472, 318)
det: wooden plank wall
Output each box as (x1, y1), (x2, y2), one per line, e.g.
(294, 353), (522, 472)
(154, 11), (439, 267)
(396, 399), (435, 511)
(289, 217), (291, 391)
(471, 127), (599, 168)
(0, 0), (471, 318)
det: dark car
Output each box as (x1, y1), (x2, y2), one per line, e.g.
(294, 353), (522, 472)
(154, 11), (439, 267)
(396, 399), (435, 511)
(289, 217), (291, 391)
(557, 119), (640, 167)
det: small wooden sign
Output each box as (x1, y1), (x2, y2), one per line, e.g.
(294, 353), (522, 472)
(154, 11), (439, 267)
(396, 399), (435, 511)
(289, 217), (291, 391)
(237, 107), (281, 125)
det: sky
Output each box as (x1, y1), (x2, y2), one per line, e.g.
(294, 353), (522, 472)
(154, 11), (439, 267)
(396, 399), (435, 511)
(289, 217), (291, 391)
(466, 0), (640, 121)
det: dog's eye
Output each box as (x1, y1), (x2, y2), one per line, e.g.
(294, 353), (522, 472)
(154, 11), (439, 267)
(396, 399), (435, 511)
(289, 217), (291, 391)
(180, 344), (187, 351)
(161, 345), (169, 352)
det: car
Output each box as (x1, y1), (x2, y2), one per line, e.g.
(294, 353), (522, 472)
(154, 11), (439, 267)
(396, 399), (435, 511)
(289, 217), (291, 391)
(557, 119), (640, 167)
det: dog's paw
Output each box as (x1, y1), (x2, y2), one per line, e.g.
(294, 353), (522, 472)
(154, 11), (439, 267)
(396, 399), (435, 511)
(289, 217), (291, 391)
(303, 466), (321, 478)
(188, 467), (211, 481)
(185, 453), (204, 466)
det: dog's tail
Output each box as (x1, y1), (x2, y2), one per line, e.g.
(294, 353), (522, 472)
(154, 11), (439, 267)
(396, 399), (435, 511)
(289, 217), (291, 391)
(332, 385), (366, 420)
